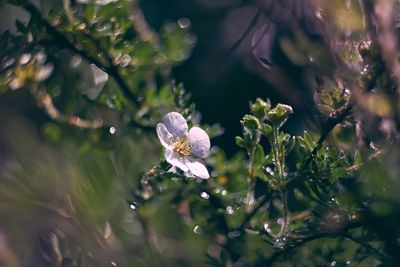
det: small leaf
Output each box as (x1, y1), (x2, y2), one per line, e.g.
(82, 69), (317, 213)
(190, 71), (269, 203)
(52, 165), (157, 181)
(253, 144), (265, 167)
(303, 131), (315, 151)
(235, 136), (244, 148)
(241, 114), (260, 130)
(285, 136), (296, 155)
(260, 123), (272, 137)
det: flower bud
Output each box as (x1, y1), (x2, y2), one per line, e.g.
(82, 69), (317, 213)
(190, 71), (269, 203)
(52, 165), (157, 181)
(241, 114), (260, 130)
(250, 98), (271, 118)
(267, 104), (293, 128)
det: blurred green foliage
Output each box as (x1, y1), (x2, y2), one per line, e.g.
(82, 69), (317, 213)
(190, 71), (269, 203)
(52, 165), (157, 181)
(1, 0), (400, 266)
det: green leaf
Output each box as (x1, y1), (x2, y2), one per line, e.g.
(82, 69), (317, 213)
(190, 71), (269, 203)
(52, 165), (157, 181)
(253, 144), (265, 167)
(267, 103), (293, 128)
(285, 136), (296, 155)
(85, 3), (96, 22)
(235, 136), (244, 148)
(303, 131), (315, 151)
(250, 98), (270, 118)
(241, 114), (260, 130)
(260, 123), (272, 137)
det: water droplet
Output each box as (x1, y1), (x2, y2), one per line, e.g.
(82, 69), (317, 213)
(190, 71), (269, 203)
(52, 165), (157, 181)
(120, 54), (131, 67)
(129, 202), (137, 210)
(315, 8), (325, 20)
(177, 18), (191, 29)
(193, 225), (201, 234)
(109, 127), (116, 135)
(263, 223), (271, 233)
(226, 206), (234, 215)
(331, 261), (337, 267)
(78, 23), (86, 30)
(70, 55), (82, 68)
(274, 237), (286, 250)
(200, 192), (209, 199)
(184, 34), (197, 45)
(221, 190), (227, 196)
(228, 231), (240, 238)
(104, 222), (112, 239)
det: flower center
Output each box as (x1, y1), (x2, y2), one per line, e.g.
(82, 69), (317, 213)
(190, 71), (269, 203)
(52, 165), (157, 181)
(173, 137), (191, 156)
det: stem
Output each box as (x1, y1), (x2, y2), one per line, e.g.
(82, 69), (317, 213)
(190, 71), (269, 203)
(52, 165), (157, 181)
(246, 134), (258, 211)
(272, 126), (289, 238)
(299, 99), (354, 177)
(32, 88), (103, 129)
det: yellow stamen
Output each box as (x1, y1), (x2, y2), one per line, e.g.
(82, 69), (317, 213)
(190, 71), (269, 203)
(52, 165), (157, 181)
(173, 137), (191, 156)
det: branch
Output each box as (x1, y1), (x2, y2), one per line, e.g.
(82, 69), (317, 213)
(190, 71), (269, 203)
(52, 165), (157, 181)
(299, 98), (354, 176)
(234, 193), (271, 231)
(224, 8), (262, 60)
(266, 217), (365, 264)
(34, 89), (103, 129)
(131, 2), (159, 46)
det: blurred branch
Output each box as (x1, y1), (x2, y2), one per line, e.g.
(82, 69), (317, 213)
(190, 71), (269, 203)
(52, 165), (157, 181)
(235, 193), (271, 231)
(33, 89), (103, 129)
(131, 2), (159, 46)
(16, 0), (141, 107)
(344, 234), (387, 261)
(373, 0), (400, 88)
(224, 8), (262, 60)
(266, 217), (366, 264)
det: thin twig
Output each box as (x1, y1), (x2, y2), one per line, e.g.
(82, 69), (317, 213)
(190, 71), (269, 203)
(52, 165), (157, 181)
(299, 98), (354, 176)
(34, 89), (103, 129)
(266, 217), (366, 264)
(235, 193), (271, 231)
(131, 2), (159, 46)
(344, 234), (387, 261)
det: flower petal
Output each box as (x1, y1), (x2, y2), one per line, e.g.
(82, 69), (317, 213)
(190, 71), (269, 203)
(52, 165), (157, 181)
(186, 157), (209, 179)
(163, 112), (188, 138)
(165, 150), (189, 172)
(156, 123), (173, 149)
(188, 127), (210, 157)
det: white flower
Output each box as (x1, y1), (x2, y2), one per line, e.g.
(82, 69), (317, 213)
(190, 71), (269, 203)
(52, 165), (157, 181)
(156, 112), (210, 179)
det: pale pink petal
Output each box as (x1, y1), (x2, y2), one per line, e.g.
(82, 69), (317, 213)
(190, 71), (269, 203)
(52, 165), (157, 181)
(186, 157), (209, 179)
(165, 150), (189, 172)
(156, 123), (173, 149)
(188, 127), (210, 158)
(163, 112), (188, 138)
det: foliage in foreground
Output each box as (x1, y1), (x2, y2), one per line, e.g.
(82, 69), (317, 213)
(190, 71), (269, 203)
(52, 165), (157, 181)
(1, 0), (400, 266)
